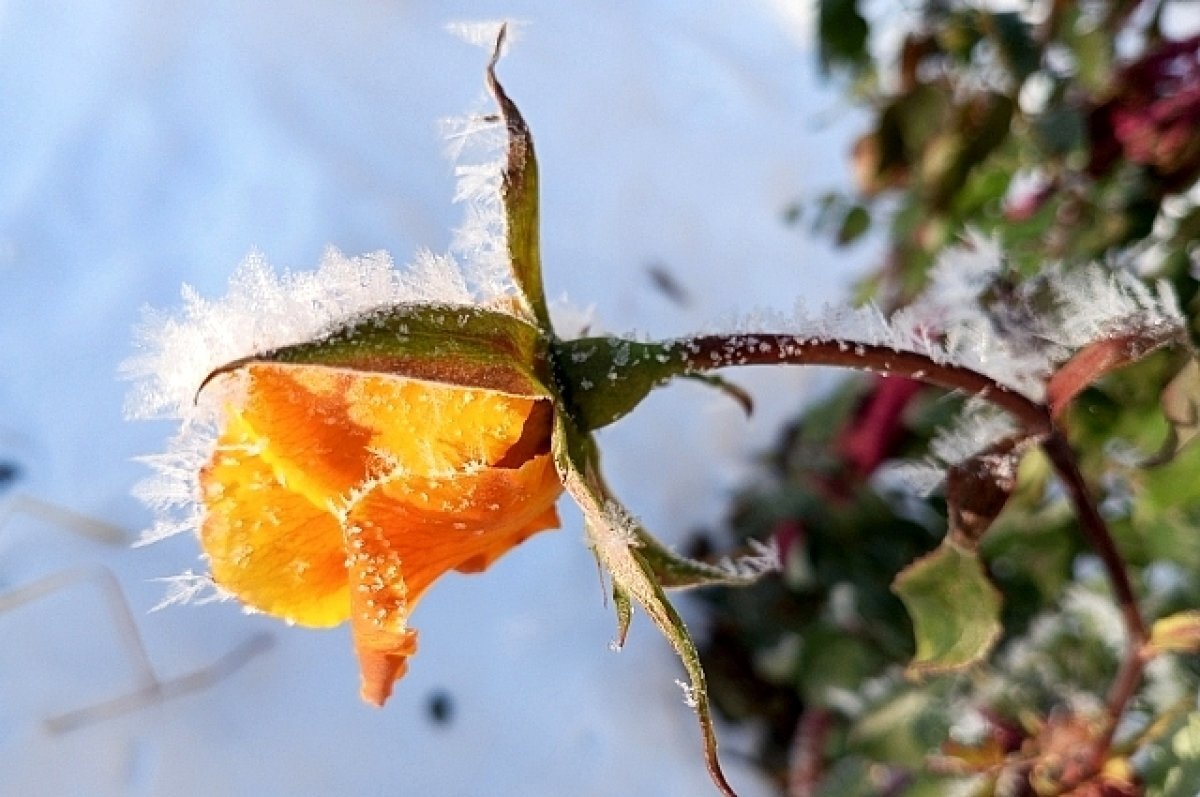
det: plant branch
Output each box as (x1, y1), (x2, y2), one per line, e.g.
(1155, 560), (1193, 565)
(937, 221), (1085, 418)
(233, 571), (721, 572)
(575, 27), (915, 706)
(1040, 433), (1150, 778)
(1039, 433), (1147, 645)
(682, 335), (1052, 433)
(683, 332), (1149, 756)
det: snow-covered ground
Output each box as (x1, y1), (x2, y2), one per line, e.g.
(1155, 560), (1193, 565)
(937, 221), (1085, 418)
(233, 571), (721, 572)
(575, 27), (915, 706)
(0, 4), (874, 795)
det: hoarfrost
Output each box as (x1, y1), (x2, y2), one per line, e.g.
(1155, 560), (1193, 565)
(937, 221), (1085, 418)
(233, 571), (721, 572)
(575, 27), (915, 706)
(717, 538), (780, 580)
(718, 232), (1184, 403)
(675, 678), (699, 709)
(445, 19), (524, 51)
(125, 28), (528, 557)
(149, 570), (230, 611)
(1050, 264), (1184, 349)
(876, 401), (1016, 497)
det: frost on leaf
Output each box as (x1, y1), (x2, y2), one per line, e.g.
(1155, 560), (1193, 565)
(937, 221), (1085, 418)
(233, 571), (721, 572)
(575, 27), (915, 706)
(876, 401), (1018, 498)
(551, 414), (740, 797)
(944, 434), (1028, 547)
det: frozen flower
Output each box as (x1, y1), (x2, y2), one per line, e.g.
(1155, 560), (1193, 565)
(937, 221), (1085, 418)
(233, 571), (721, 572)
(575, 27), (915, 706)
(201, 362), (560, 705)
(126, 26), (768, 796)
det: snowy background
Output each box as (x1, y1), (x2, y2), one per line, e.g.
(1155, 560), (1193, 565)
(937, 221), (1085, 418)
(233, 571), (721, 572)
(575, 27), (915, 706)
(0, 3), (875, 795)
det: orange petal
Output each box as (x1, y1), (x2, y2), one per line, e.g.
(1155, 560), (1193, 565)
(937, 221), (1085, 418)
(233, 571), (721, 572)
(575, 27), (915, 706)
(200, 363), (563, 704)
(341, 441), (562, 704)
(343, 373), (543, 473)
(236, 365), (375, 502)
(200, 416), (349, 627)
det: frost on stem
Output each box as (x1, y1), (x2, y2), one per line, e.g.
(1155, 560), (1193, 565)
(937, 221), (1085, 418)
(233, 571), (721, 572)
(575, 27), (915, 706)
(717, 232), (1184, 406)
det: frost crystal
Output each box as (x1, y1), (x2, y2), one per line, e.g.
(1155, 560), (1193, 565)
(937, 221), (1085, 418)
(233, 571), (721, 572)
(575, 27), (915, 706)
(876, 401), (1016, 497)
(716, 538), (781, 580)
(149, 570), (229, 611)
(445, 19), (524, 50)
(723, 231), (1184, 404)
(1050, 264), (1183, 349)
(124, 34), (526, 551)
(675, 678), (699, 709)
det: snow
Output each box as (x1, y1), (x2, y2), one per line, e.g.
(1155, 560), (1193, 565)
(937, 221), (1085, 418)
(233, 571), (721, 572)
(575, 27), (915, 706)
(0, 4), (876, 796)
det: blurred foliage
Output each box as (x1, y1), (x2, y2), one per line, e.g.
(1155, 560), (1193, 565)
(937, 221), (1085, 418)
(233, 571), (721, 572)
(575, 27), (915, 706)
(700, 2), (1200, 794)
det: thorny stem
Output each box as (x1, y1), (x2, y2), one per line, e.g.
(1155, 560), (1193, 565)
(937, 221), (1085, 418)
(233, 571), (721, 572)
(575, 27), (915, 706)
(684, 335), (1052, 432)
(683, 333), (1148, 767)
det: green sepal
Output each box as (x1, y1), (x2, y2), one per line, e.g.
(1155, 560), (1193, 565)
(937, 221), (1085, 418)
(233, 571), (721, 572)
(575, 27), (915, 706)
(553, 336), (690, 430)
(200, 303), (551, 399)
(613, 582), (633, 649)
(892, 540), (1002, 676)
(681, 374), (754, 417)
(487, 27), (551, 332)
(635, 528), (775, 591)
(551, 411), (738, 797)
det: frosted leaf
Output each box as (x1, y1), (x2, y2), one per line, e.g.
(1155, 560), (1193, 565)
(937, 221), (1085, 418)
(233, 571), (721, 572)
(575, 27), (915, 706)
(715, 538), (780, 580)
(878, 401), (1017, 497)
(1050, 264), (1184, 349)
(122, 247), (504, 426)
(675, 679), (699, 709)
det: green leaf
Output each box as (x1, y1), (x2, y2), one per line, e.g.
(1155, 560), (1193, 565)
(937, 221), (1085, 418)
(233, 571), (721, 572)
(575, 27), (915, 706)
(1146, 356), (1200, 467)
(552, 336), (689, 430)
(486, 26), (552, 331)
(200, 303), (551, 399)
(892, 541), (1002, 676)
(817, 0), (869, 75)
(987, 12), (1039, 83)
(681, 373), (754, 417)
(837, 204), (872, 246)
(551, 412), (738, 797)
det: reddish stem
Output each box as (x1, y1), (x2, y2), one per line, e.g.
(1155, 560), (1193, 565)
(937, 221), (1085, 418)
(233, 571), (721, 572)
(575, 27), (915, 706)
(683, 333), (1148, 763)
(683, 335), (1052, 432)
